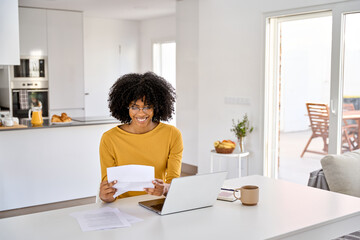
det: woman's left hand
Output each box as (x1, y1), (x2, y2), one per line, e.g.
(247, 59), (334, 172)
(144, 179), (170, 196)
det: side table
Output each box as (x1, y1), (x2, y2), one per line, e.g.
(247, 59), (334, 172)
(210, 150), (249, 178)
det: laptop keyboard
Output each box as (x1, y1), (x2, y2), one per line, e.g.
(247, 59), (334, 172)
(151, 203), (164, 211)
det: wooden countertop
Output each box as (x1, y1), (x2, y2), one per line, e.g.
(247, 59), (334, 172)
(0, 124), (28, 130)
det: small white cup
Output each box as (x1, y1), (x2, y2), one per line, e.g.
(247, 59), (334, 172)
(12, 117), (19, 125)
(4, 117), (14, 127)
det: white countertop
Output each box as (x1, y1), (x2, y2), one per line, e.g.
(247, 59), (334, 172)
(1, 175), (359, 240)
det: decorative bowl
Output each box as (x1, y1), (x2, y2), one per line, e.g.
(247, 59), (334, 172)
(215, 147), (235, 154)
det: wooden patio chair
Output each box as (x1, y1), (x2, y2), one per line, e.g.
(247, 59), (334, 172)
(301, 103), (358, 157)
(342, 126), (358, 151)
(343, 103), (355, 111)
(342, 103), (358, 150)
(343, 103), (357, 127)
(301, 103), (329, 157)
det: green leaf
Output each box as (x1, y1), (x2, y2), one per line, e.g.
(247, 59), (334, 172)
(230, 113), (254, 138)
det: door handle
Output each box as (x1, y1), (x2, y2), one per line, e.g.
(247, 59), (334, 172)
(330, 100), (336, 114)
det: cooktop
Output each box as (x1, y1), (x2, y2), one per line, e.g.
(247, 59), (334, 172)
(71, 116), (117, 122)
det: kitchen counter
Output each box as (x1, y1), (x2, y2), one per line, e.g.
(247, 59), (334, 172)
(0, 116), (119, 131)
(0, 118), (119, 211)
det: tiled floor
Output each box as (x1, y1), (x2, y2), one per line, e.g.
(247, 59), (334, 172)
(278, 130), (324, 185)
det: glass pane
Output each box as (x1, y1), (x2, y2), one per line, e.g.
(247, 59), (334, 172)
(160, 42), (176, 88)
(342, 12), (360, 152)
(14, 59), (30, 77)
(278, 15), (332, 185)
(152, 43), (161, 75)
(152, 42), (176, 126)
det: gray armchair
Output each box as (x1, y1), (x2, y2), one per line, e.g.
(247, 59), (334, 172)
(309, 149), (360, 198)
(308, 150), (360, 239)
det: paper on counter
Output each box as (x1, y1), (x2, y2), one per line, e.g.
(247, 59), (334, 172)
(70, 207), (132, 232)
(120, 211), (144, 224)
(107, 165), (154, 198)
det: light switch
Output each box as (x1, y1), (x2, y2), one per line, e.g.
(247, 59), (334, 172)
(224, 97), (250, 105)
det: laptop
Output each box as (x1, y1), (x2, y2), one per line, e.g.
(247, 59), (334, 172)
(138, 171), (227, 215)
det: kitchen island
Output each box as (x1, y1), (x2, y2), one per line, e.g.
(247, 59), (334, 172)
(0, 117), (119, 211)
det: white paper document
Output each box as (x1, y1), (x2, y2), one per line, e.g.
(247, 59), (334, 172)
(70, 207), (143, 232)
(107, 165), (155, 198)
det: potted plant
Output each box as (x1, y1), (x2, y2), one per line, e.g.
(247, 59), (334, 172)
(231, 114), (254, 152)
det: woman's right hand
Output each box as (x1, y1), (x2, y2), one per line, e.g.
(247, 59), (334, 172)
(99, 180), (117, 203)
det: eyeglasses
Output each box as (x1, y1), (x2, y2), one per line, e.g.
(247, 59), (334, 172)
(127, 106), (154, 113)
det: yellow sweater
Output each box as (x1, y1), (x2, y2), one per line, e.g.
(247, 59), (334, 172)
(99, 122), (183, 198)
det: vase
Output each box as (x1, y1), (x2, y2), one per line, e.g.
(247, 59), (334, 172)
(238, 137), (245, 153)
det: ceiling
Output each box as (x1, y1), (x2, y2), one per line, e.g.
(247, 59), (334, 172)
(18, 0), (177, 20)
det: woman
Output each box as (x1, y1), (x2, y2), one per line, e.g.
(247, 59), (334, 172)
(99, 72), (183, 203)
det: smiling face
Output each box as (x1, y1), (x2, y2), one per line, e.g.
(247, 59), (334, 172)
(128, 98), (155, 131)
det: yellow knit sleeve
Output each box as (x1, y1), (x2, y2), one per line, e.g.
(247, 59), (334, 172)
(99, 134), (117, 182)
(165, 127), (183, 183)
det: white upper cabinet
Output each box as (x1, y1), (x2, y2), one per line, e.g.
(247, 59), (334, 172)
(47, 10), (84, 111)
(18, 7), (47, 56)
(0, 0), (20, 65)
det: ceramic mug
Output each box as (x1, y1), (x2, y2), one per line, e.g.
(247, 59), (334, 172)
(233, 185), (259, 206)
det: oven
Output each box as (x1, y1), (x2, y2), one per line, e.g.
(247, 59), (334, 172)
(11, 81), (49, 119)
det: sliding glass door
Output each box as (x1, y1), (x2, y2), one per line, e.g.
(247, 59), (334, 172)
(265, 12), (332, 183)
(264, 2), (360, 180)
(341, 12), (360, 152)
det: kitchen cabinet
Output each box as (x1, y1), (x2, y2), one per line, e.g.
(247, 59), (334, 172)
(18, 7), (47, 56)
(0, 0), (20, 65)
(16, 8), (85, 117)
(47, 10), (85, 116)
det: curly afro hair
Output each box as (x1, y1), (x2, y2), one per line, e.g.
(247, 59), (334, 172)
(108, 72), (176, 123)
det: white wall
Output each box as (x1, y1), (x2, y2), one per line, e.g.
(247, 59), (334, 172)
(196, 0), (263, 174)
(139, 15), (176, 73)
(84, 17), (139, 117)
(176, 0), (199, 166)
(175, 0), (350, 174)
